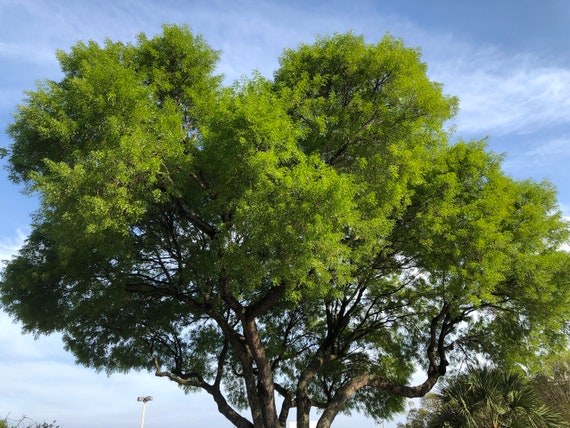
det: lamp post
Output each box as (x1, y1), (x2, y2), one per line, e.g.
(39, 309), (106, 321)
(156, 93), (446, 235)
(137, 396), (153, 428)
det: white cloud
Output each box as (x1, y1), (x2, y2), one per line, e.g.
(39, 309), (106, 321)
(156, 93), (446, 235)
(503, 135), (570, 171)
(430, 48), (570, 136)
(0, 41), (56, 65)
(0, 229), (26, 263)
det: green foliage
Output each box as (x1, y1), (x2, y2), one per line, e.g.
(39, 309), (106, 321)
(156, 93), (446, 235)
(397, 394), (440, 428)
(2, 25), (569, 428)
(399, 367), (568, 428)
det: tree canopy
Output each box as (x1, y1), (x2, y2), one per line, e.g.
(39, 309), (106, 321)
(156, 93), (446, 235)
(2, 25), (569, 428)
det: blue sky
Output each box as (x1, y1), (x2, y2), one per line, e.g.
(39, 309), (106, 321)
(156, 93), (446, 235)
(0, 1), (569, 427)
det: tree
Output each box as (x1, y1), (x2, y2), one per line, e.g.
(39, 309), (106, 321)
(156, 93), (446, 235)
(2, 25), (569, 428)
(398, 367), (567, 427)
(396, 394), (441, 428)
(532, 352), (570, 422)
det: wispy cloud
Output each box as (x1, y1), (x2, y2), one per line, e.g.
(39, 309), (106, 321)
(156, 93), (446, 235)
(0, 230), (26, 263)
(0, 41), (55, 64)
(504, 135), (570, 169)
(500, 134), (570, 219)
(430, 47), (570, 136)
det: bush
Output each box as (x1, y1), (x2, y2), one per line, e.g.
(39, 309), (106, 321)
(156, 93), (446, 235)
(0, 416), (60, 428)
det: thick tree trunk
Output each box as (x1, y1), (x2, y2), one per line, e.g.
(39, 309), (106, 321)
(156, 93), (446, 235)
(296, 395), (312, 428)
(243, 319), (280, 428)
(296, 350), (337, 428)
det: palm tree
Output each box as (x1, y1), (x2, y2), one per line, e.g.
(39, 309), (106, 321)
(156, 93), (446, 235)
(430, 366), (567, 428)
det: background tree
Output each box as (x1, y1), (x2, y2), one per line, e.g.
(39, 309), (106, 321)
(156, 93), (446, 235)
(396, 394), (441, 428)
(399, 366), (567, 428)
(1, 416), (60, 428)
(2, 25), (570, 428)
(532, 352), (570, 422)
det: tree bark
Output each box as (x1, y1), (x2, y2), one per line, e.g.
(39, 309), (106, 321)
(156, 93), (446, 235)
(152, 355), (254, 428)
(243, 318), (280, 428)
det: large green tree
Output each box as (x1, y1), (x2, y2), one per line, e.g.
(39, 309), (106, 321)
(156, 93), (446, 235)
(2, 25), (569, 428)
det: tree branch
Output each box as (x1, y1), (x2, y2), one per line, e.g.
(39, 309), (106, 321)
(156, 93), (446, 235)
(245, 283), (286, 320)
(275, 382), (294, 427)
(152, 355), (253, 428)
(316, 303), (454, 428)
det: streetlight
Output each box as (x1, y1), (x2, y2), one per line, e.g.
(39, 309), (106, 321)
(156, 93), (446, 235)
(137, 396), (153, 428)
